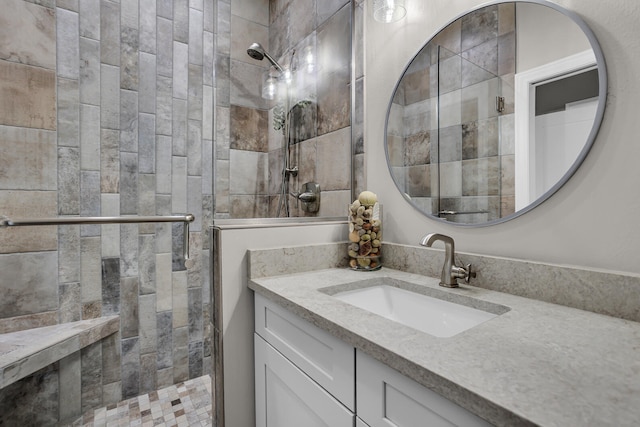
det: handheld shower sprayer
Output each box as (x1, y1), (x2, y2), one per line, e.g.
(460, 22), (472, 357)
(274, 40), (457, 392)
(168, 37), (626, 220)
(247, 42), (284, 73)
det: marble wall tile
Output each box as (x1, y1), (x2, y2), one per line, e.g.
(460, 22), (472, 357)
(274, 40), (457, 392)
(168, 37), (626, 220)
(173, 41), (189, 99)
(120, 152), (139, 214)
(188, 287), (203, 343)
(121, 0), (139, 32)
(404, 131), (430, 167)
(120, 276), (139, 338)
(58, 77), (80, 147)
(462, 157), (500, 196)
(156, 253), (173, 311)
(157, 367), (173, 389)
(462, 39), (498, 87)
(139, 294), (157, 354)
(0, 126), (57, 190)
(120, 89), (138, 153)
(79, 0), (100, 40)
(172, 156), (188, 213)
(121, 337), (140, 399)
(0, 311), (57, 334)
(0, 252), (58, 318)
(187, 232), (203, 285)
(230, 105), (268, 151)
(0, 191), (57, 253)
(439, 161), (462, 198)
(229, 194), (270, 218)
(316, 4), (350, 136)
(81, 237), (101, 303)
(174, 0), (189, 43)
(138, 51), (157, 114)
(188, 64), (204, 120)
(157, 17), (174, 77)
(169, 99), (186, 156)
(461, 4), (498, 52)
(102, 380), (122, 407)
(215, 55), (231, 107)
(316, 189), (350, 217)
(139, 0), (156, 54)
(101, 257), (121, 315)
(82, 301), (102, 319)
(216, 106), (231, 159)
(157, 311), (173, 370)
(80, 37), (101, 105)
(137, 114), (154, 173)
(59, 147), (81, 215)
(157, 75), (173, 136)
(59, 351), (82, 423)
(81, 341), (103, 412)
(188, 341), (203, 378)
(0, 62), (56, 130)
(100, 0), (120, 66)
(0, 365), (59, 426)
(0, 0), (56, 70)
(316, 127), (351, 191)
(139, 234), (156, 294)
(216, 0), (231, 56)
(100, 64), (121, 129)
(204, 0), (214, 32)
(229, 60), (266, 109)
(203, 32), (214, 86)
(155, 135), (172, 194)
(80, 104), (101, 170)
(157, 0), (173, 19)
(139, 352), (157, 393)
(101, 333), (122, 384)
(173, 271), (189, 328)
(120, 223), (139, 277)
(58, 0), (79, 11)
(189, 8), (204, 66)
(100, 193), (120, 256)
(317, 0), (345, 27)
(173, 326), (189, 383)
(59, 282), (82, 323)
(57, 7), (80, 79)
(230, 14), (269, 67)
(100, 128), (120, 193)
(188, 121), (203, 176)
(405, 164), (432, 198)
(462, 117), (499, 160)
(229, 149), (268, 194)
(501, 154), (515, 196)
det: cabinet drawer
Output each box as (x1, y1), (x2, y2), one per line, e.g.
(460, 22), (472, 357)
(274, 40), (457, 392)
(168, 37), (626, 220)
(255, 334), (354, 427)
(255, 294), (355, 410)
(357, 351), (493, 427)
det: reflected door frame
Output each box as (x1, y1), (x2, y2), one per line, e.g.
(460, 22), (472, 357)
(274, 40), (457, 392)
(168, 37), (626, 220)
(514, 49), (596, 210)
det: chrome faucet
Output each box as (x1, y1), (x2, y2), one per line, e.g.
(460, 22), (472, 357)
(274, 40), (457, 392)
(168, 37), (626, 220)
(420, 233), (475, 288)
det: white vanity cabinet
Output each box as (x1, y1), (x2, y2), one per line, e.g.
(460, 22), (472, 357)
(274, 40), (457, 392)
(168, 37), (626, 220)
(356, 351), (493, 427)
(254, 294), (493, 427)
(254, 294), (355, 427)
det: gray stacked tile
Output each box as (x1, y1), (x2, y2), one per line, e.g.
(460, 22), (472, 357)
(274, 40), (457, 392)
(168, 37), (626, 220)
(0, 0), (213, 424)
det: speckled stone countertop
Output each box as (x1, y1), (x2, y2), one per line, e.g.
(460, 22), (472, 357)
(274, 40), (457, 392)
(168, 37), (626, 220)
(249, 267), (640, 427)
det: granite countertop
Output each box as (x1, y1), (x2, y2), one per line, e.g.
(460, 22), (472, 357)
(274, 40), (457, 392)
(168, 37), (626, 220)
(249, 267), (640, 427)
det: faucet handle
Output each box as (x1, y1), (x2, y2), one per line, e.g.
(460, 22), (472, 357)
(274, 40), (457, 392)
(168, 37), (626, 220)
(463, 263), (476, 283)
(451, 263), (476, 284)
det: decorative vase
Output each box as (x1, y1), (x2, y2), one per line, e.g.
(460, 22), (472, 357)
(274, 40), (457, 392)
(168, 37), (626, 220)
(348, 202), (382, 271)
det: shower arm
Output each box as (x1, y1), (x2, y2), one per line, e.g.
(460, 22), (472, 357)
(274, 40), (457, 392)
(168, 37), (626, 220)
(1, 214), (196, 264)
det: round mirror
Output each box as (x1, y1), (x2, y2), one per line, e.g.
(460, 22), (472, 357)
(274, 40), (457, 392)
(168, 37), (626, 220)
(385, 0), (607, 226)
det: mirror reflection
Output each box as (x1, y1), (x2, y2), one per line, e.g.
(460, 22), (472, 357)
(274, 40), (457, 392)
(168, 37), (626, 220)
(386, 1), (605, 225)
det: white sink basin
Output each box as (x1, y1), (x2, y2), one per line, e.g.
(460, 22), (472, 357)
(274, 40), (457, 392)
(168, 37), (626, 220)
(332, 284), (502, 338)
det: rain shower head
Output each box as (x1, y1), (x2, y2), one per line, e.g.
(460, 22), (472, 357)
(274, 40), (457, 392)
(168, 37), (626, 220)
(247, 42), (284, 73)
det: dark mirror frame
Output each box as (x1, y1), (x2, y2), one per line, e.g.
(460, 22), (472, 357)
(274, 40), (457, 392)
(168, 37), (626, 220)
(384, 0), (607, 227)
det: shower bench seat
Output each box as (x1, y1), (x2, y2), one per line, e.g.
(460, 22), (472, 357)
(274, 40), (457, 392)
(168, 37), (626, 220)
(0, 315), (119, 389)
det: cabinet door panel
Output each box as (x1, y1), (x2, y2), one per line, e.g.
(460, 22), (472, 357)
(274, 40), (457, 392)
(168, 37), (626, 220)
(255, 334), (355, 427)
(255, 294), (355, 409)
(357, 351), (493, 427)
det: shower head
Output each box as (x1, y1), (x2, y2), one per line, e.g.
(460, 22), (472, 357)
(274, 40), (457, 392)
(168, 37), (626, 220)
(247, 42), (284, 73)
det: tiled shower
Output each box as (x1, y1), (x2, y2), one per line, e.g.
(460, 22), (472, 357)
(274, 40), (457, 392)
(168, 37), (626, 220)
(0, 0), (213, 424)
(0, 0), (362, 425)
(216, 0), (364, 218)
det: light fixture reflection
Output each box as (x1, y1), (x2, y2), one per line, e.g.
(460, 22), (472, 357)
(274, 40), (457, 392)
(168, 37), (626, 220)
(373, 0), (406, 23)
(262, 70), (277, 100)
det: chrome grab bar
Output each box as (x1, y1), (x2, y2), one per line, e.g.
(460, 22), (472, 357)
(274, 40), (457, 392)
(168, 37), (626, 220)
(1, 214), (196, 264)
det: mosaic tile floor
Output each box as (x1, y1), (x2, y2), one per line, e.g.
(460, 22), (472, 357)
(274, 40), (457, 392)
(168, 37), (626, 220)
(71, 375), (212, 427)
